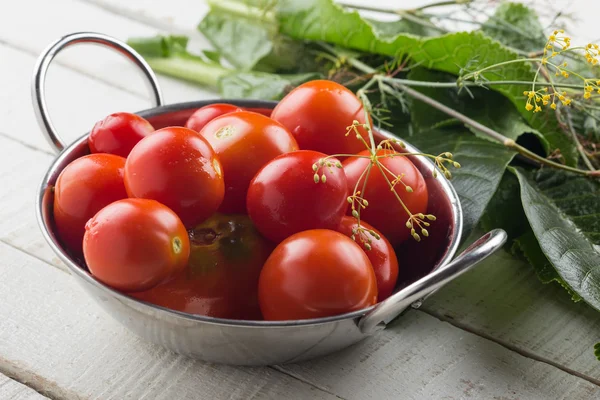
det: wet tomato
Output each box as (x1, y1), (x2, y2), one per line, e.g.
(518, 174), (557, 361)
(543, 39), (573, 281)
(258, 229), (377, 320)
(89, 112), (155, 157)
(247, 150), (348, 243)
(53, 153), (128, 258)
(130, 213), (274, 319)
(337, 216), (399, 301)
(199, 111), (298, 213)
(185, 103), (242, 133)
(83, 198), (190, 292)
(271, 80), (370, 155)
(343, 149), (428, 246)
(124, 126), (225, 228)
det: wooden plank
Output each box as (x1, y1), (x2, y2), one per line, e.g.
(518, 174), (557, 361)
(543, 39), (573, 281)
(0, 0), (215, 112)
(278, 311), (600, 400)
(1, 241), (598, 400)
(420, 239), (600, 381)
(0, 374), (47, 400)
(0, 242), (336, 400)
(0, 43), (153, 152)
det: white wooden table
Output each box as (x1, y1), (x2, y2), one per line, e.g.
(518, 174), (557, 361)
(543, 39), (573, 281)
(0, 1), (599, 399)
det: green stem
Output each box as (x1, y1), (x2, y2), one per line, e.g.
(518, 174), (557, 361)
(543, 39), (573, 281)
(463, 58), (543, 80)
(396, 83), (599, 177)
(145, 57), (232, 88)
(566, 112), (596, 171)
(338, 0), (472, 14)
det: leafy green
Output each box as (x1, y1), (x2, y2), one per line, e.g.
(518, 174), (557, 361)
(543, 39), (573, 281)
(219, 71), (322, 100)
(480, 171), (529, 241)
(199, 2), (310, 72)
(408, 129), (516, 239)
(407, 68), (548, 149)
(273, 0), (577, 165)
(595, 343), (600, 361)
(480, 2), (546, 52)
(512, 168), (600, 311)
(513, 231), (582, 301)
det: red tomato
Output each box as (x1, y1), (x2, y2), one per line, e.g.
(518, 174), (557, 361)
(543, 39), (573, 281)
(270, 80), (370, 155)
(185, 103), (242, 132)
(246, 150), (348, 243)
(89, 112), (154, 157)
(199, 111), (298, 213)
(258, 229), (377, 320)
(124, 126), (225, 228)
(337, 216), (399, 301)
(83, 198), (190, 292)
(343, 149), (428, 246)
(131, 213), (274, 319)
(53, 154), (128, 258)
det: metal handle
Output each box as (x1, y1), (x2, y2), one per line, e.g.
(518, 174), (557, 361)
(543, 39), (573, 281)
(358, 229), (507, 334)
(31, 32), (164, 153)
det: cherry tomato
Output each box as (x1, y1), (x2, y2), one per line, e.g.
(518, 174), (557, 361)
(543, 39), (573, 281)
(83, 198), (190, 292)
(258, 229), (377, 320)
(53, 154), (128, 258)
(247, 150), (348, 243)
(185, 103), (242, 132)
(343, 149), (428, 246)
(271, 80), (370, 156)
(124, 126), (225, 228)
(89, 112), (154, 157)
(131, 213), (274, 319)
(337, 216), (399, 301)
(199, 111), (298, 213)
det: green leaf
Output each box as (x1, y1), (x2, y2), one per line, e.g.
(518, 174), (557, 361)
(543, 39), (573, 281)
(408, 68), (548, 149)
(480, 171), (529, 241)
(480, 2), (546, 52)
(512, 167), (600, 311)
(273, 0), (577, 165)
(408, 129), (516, 239)
(595, 343), (600, 361)
(198, 9), (275, 71)
(218, 71), (322, 100)
(513, 230), (582, 301)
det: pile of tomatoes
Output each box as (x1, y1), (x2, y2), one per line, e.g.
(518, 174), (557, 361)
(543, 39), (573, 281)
(52, 80), (430, 321)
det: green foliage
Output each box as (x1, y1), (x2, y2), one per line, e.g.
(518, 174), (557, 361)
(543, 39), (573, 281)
(408, 129), (515, 239)
(481, 2), (546, 52)
(512, 168), (600, 311)
(407, 68), (548, 149)
(219, 72), (322, 100)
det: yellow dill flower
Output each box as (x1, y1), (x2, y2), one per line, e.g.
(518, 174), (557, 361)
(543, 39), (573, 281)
(523, 90), (529, 96)
(559, 95), (566, 101)
(551, 103), (557, 110)
(528, 91), (535, 99)
(543, 87), (548, 92)
(551, 51), (558, 57)
(543, 101), (549, 105)
(584, 92), (592, 99)
(534, 105), (542, 112)
(542, 57), (548, 65)
(564, 98), (572, 106)
(549, 35), (556, 41)
(597, 88), (600, 94)
(561, 71), (569, 78)
(585, 85), (594, 92)
(525, 103), (534, 111)
(547, 44), (553, 49)
(542, 94), (551, 101)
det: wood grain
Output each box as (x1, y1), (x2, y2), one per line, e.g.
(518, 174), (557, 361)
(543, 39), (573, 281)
(0, 374), (47, 400)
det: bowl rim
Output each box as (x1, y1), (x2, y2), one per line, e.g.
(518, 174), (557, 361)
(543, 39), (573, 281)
(36, 99), (463, 328)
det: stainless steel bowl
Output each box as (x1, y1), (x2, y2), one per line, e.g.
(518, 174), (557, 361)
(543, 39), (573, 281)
(32, 32), (507, 366)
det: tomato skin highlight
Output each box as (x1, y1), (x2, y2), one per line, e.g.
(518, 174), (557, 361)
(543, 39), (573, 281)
(53, 153), (128, 258)
(185, 103), (242, 133)
(271, 80), (370, 155)
(343, 150), (428, 246)
(246, 150), (348, 243)
(200, 111), (298, 214)
(89, 112), (154, 157)
(337, 216), (399, 301)
(258, 229), (377, 321)
(131, 213), (273, 319)
(83, 198), (190, 292)
(124, 126), (225, 228)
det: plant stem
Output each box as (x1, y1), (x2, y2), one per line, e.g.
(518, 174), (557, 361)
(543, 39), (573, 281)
(383, 77), (586, 90)
(338, 0), (472, 14)
(396, 83), (599, 177)
(566, 112), (596, 170)
(395, 10), (449, 34)
(206, 0), (276, 24)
